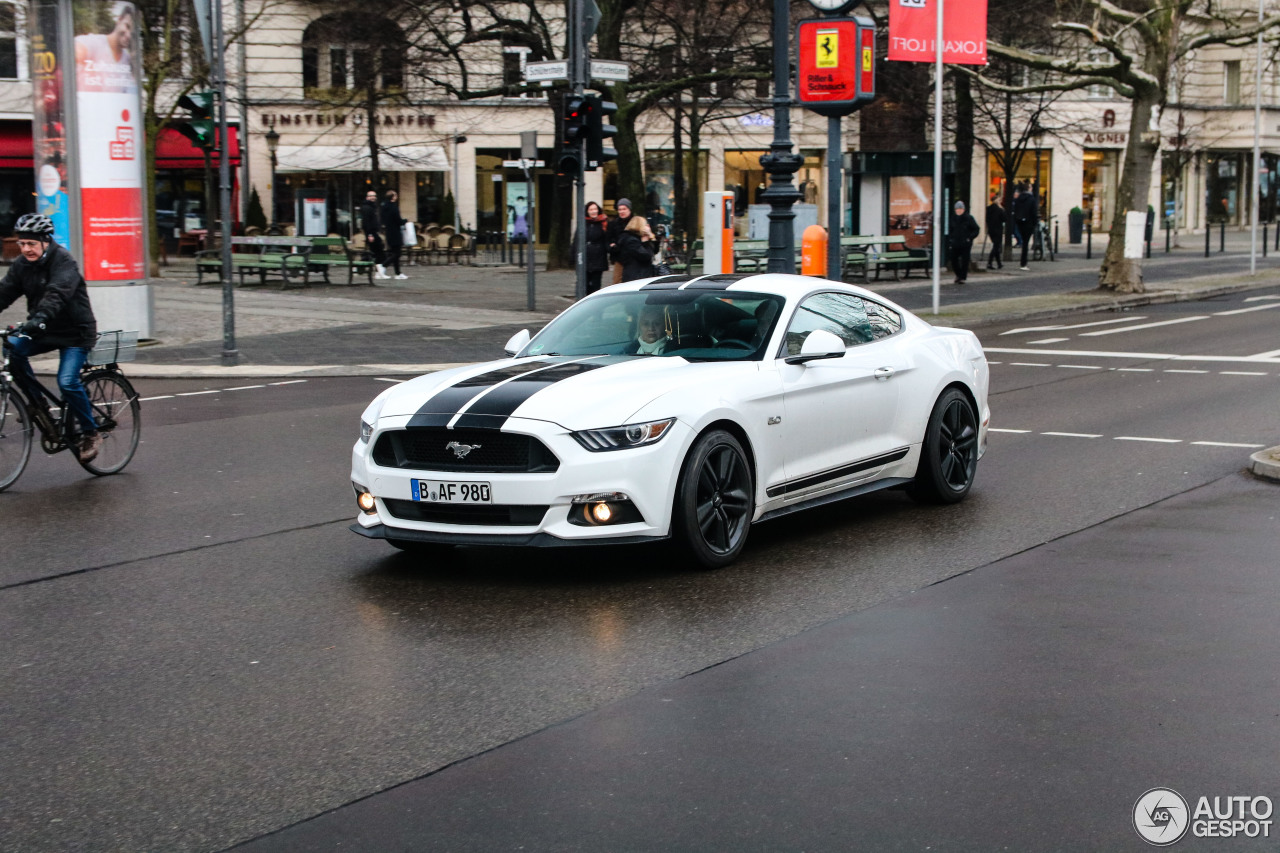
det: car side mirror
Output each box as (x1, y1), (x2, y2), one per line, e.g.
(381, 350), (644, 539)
(504, 329), (531, 357)
(785, 329), (846, 365)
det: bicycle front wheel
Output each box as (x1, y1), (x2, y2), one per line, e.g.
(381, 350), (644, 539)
(77, 372), (140, 475)
(0, 386), (33, 491)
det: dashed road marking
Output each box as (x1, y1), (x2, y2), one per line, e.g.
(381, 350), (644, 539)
(1042, 431), (1103, 438)
(1000, 317), (1147, 335)
(990, 432), (1264, 448)
(1219, 371), (1268, 376)
(1214, 303), (1280, 316)
(1115, 436), (1182, 443)
(1011, 362), (1051, 367)
(1164, 368), (1209, 374)
(1058, 364), (1102, 370)
(1192, 440), (1266, 448)
(1079, 316), (1210, 336)
(1028, 337), (1070, 344)
(1116, 367), (1154, 372)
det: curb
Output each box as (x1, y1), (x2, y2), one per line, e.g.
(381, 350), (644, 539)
(1249, 446), (1280, 482)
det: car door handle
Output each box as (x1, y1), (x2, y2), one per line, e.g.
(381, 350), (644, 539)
(874, 366), (896, 381)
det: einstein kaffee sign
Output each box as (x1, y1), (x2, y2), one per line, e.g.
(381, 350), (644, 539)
(887, 0), (988, 65)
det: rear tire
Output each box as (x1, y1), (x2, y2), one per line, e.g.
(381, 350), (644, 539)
(907, 388), (979, 504)
(75, 372), (141, 476)
(673, 429), (754, 569)
(0, 387), (33, 492)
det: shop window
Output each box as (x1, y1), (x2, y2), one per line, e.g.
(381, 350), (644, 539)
(0, 4), (20, 80)
(301, 13), (405, 95)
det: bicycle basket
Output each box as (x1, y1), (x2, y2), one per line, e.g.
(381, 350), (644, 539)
(87, 330), (139, 365)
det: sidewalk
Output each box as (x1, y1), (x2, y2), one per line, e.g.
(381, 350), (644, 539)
(5, 231), (1277, 378)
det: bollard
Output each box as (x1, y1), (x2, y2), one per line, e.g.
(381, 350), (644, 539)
(1145, 237), (1151, 259)
(1086, 222), (1092, 260)
(1219, 220), (1225, 253)
(1054, 222), (1059, 256)
(1165, 220), (1171, 253)
(1205, 224), (1210, 257)
(801, 224), (827, 277)
(1265, 223), (1269, 258)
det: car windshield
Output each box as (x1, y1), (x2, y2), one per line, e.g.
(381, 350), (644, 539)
(522, 290), (786, 361)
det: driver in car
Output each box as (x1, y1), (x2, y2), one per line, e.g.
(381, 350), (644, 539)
(627, 305), (668, 355)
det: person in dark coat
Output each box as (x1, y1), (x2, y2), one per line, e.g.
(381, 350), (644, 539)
(359, 190), (387, 279)
(948, 200), (980, 285)
(605, 198), (633, 285)
(985, 195), (1006, 269)
(380, 190), (407, 279)
(0, 213), (102, 461)
(616, 215), (656, 282)
(1012, 182), (1039, 270)
(583, 201), (610, 294)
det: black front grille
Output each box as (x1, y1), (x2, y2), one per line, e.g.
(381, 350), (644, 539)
(372, 428), (559, 473)
(383, 499), (549, 526)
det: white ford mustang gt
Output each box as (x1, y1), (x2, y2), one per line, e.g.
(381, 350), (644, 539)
(351, 272), (989, 568)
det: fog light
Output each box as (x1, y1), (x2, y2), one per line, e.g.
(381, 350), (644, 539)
(590, 502), (613, 523)
(357, 491), (377, 514)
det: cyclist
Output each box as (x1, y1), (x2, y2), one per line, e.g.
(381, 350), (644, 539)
(0, 213), (102, 462)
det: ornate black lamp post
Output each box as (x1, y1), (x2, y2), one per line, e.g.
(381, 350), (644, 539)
(760, 0), (803, 272)
(264, 127), (279, 228)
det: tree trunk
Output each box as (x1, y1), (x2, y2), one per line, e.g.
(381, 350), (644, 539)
(672, 98), (684, 235)
(1099, 94), (1158, 293)
(685, 117), (703, 245)
(546, 91), (572, 269)
(145, 112), (162, 276)
(614, 111), (645, 210)
(953, 71), (973, 209)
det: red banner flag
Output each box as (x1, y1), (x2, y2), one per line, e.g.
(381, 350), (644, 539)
(887, 0), (988, 65)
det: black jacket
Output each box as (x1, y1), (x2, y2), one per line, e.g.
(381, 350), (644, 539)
(615, 231), (654, 282)
(1012, 192), (1038, 228)
(985, 203), (1006, 239)
(584, 218), (609, 273)
(380, 200), (405, 248)
(0, 243), (97, 348)
(948, 212), (980, 250)
(359, 200), (381, 236)
(605, 214), (632, 264)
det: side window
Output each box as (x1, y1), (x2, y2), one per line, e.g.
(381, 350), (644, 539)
(784, 292), (874, 355)
(862, 298), (902, 340)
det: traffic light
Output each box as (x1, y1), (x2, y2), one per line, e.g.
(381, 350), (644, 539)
(176, 91), (216, 151)
(584, 95), (618, 170)
(558, 95), (586, 176)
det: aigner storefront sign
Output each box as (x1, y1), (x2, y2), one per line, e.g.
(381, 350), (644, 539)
(261, 112), (437, 129)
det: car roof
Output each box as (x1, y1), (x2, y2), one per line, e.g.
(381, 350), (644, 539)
(600, 272), (895, 305)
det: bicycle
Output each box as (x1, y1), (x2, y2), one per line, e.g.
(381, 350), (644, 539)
(0, 329), (141, 491)
(1031, 216), (1056, 262)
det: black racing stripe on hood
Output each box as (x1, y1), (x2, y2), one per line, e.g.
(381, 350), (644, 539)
(407, 359), (569, 427)
(453, 356), (629, 428)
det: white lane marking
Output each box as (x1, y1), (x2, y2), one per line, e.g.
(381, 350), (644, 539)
(1115, 436), (1182, 444)
(1042, 431), (1103, 438)
(1164, 369), (1209, 374)
(177, 390), (220, 396)
(1079, 316), (1210, 336)
(1028, 337), (1070, 344)
(374, 377), (405, 383)
(1244, 295), (1280, 302)
(986, 360), (1002, 364)
(1058, 364), (1102, 370)
(1214, 303), (1280, 316)
(1011, 362), (1051, 367)
(224, 385), (266, 391)
(1219, 371), (1268, 376)
(989, 428), (1031, 433)
(1250, 348), (1280, 359)
(1117, 367), (1154, 372)
(1193, 440), (1266, 448)
(1000, 317), (1147, 335)
(268, 380), (309, 386)
(984, 347), (1280, 364)
(139, 395), (174, 401)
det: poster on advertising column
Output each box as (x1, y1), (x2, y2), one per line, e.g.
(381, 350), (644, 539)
(30, 0), (72, 249)
(72, 0), (145, 280)
(887, 0), (988, 65)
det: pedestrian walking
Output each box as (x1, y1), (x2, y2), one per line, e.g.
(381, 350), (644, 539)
(616, 215), (656, 282)
(381, 190), (408, 280)
(360, 189), (388, 280)
(583, 201), (610, 294)
(1012, 181), (1039, 271)
(948, 200), (980, 285)
(606, 198), (634, 285)
(985, 195), (1006, 269)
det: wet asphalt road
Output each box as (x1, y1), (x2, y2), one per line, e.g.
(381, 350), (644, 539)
(2, 285), (1278, 851)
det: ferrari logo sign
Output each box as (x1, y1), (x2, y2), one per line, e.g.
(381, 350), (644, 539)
(816, 29), (838, 68)
(862, 46), (873, 71)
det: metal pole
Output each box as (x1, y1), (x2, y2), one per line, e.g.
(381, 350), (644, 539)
(1205, 221), (1210, 257)
(1086, 221), (1092, 259)
(931, 0), (944, 314)
(827, 115), (841, 279)
(573, 0), (587, 300)
(761, 0), (802, 272)
(1251, 0), (1262, 275)
(525, 164), (536, 310)
(214, 0), (236, 363)
(1220, 219), (1225, 252)
(236, 0), (250, 224)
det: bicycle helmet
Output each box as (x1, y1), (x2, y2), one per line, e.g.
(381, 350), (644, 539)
(15, 213), (55, 241)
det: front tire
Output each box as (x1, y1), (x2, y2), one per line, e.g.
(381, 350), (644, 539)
(673, 429), (754, 569)
(908, 388), (979, 504)
(0, 387), (33, 492)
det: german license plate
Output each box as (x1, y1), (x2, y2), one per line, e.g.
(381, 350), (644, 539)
(410, 479), (492, 503)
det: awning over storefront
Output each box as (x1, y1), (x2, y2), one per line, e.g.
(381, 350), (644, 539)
(276, 144), (449, 172)
(0, 121), (33, 168)
(0, 121), (240, 169)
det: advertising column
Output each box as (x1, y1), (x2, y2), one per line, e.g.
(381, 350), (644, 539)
(71, 0), (150, 336)
(30, 0), (71, 249)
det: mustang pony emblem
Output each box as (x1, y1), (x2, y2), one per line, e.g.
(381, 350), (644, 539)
(446, 441), (481, 459)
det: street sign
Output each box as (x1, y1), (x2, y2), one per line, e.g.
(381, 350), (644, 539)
(502, 160), (546, 169)
(583, 0), (602, 40)
(796, 17), (876, 117)
(590, 60), (630, 82)
(524, 60), (568, 82)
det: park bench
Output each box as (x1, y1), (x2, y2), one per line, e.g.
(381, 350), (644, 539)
(666, 239), (703, 275)
(307, 236), (375, 285)
(196, 236), (312, 288)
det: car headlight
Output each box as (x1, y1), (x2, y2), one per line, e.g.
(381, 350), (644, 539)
(572, 418), (675, 452)
(360, 420), (373, 443)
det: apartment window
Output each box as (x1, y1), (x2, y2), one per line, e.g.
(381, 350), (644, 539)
(754, 48), (771, 99)
(301, 13), (405, 94)
(0, 5), (17, 79)
(1224, 60), (1241, 105)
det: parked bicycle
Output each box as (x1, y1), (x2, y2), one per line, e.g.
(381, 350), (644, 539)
(1032, 216), (1057, 262)
(0, 329), (141, 491)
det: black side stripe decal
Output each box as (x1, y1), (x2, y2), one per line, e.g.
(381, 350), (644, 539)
(408, 359), (571, 428)
(453, 358), (627, 428)
(765, 447), (911, 498)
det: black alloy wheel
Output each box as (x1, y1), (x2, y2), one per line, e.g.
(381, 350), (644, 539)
(908, 387), (979, 504)
(674, 429), (754, 568)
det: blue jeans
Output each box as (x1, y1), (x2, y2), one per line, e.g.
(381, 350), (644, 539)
(4, 337), (97, 435)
